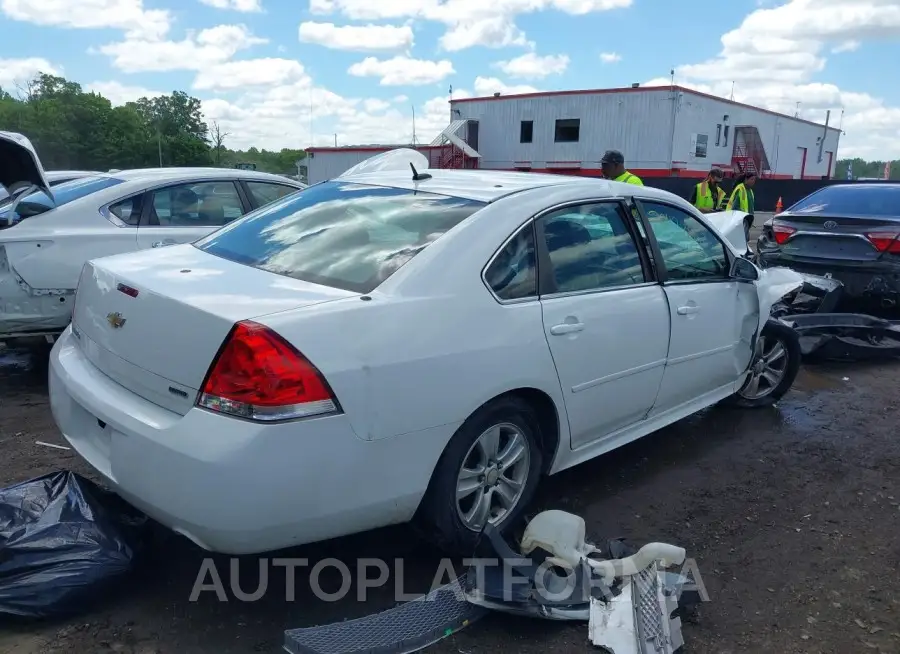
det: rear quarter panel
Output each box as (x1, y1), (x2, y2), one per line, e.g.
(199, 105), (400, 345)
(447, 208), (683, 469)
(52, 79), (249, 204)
(255, 187), (584, 450)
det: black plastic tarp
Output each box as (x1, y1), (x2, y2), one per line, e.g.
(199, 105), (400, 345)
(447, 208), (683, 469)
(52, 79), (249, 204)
(0, 471), (146, 619)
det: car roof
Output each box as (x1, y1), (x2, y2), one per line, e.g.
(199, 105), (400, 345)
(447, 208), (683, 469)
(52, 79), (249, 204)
(338, 168), (682, 203)
(46, 170), (100, 180)
(104, 167), (302, 183)
(818, 183), (900, 190)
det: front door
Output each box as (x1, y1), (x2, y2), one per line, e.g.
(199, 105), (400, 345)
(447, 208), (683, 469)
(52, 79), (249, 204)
(536, 201), (671, 449)
(136, 180), (248, 250)
(636, 200), (752, 414)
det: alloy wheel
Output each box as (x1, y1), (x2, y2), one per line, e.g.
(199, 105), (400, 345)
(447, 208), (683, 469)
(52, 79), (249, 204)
(739, 334), (789, 400)
(455, 422), (531, 531)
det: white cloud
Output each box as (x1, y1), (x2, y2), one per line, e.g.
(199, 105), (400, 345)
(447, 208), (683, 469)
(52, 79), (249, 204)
(298, 22), (414, 51)
(473, 76), (539, 96)
(364, 98), (391, 112)
(98, 24), (267, 73)
(85, 80), (163, 105)
(199, 0), (263, 11)
(0, 57), (61, 90)
(348, 56), (454, 85)
(439, 17), (530, 51)
(194, 58), (308, 90)
(832, 40), (860, 53)
(600, 51), (621, 63)
(310, 0), (632, 50)
(494, 52), (569, 79)
(645, 0), (900, 159)
(0, 0), (171, 39)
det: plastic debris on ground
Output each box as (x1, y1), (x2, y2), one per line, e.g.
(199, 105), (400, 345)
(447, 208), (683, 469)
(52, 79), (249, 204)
(284, 510), (697, 654)
(0, 471), (147, 620)
(781, 313), (900, 361)
(283, 574), (487, 654)
(465, 510), (695, 653)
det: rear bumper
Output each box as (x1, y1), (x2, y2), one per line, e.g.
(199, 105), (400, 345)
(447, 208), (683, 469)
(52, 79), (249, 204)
(49, 326), (450, 554)
(757, 249), (900, 303)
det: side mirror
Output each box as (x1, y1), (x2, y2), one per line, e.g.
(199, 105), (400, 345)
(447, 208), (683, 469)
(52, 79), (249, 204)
(730, 256), (760, 281)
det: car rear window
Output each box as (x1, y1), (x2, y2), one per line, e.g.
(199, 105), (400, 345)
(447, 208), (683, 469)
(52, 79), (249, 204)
(194, 181), (486, 293)
(789, 185), (900, 217)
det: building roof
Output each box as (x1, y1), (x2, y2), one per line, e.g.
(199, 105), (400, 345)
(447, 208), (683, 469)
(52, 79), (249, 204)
(451, 84), (842, 132)
(306, 144), (442, 154)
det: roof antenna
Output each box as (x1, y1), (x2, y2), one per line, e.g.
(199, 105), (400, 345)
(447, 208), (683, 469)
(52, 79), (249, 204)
(410, 162), (432, 181)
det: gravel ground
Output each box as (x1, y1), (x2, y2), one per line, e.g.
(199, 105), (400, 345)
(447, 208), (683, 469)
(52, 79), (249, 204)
(5, 232), (900, 653)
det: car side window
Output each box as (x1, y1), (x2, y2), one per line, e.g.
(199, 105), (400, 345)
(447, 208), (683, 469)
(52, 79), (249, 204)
(539, 202), (647, 294)
(148, 181), (245, 227)
(485, 224), (537, 300)
(108, 195), (143, 226)
(246, 181), (300, 206)
(641, 201), (728, 281)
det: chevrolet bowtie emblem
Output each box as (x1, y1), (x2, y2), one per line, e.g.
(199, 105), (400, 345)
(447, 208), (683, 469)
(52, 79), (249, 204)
(107, 312), (126, 329)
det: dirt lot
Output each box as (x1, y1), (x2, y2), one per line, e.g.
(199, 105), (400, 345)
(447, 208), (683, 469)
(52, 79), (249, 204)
(4, 317), (900, 653)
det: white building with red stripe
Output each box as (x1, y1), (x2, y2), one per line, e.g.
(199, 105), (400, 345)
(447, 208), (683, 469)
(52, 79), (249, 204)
(306, 85), (842, 185)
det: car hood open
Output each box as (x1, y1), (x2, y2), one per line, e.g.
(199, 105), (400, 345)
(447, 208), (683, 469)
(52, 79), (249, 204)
(0, 131), (52, 200)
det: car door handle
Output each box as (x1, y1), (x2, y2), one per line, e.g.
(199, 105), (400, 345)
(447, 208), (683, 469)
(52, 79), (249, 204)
(677, 305), (700, 315)
(152, 239), (177, 248)
(550, 322), (585, 335)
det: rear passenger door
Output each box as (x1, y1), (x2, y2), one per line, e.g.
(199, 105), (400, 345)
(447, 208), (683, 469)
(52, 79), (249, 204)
(536, 201), (671, 450)
(136, 180), (250, 250)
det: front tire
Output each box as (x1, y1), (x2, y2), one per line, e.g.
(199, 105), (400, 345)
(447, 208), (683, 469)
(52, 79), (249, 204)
(727, 320), (801, 408)
(415, 396), (543, 556)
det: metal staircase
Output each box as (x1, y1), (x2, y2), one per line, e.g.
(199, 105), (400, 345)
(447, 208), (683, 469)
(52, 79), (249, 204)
(430, 120), (481, 169)
(731, 126), (771, 177)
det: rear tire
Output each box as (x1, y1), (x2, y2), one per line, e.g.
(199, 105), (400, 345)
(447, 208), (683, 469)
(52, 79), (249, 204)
(726, 320), (801, 408)
(415, 396), (543, 556)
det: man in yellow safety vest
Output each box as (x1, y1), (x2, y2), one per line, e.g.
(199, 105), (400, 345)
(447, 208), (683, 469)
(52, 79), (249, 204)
(689, 167), (726, 213)
(601, 150), (643, 185)
(726, 172), (757, 213)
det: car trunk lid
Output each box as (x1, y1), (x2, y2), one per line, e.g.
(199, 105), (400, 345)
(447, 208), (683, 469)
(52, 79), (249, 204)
(72, 244), (359, 414)
(0, 131), (52, 205)
(773, 212), (900, 262)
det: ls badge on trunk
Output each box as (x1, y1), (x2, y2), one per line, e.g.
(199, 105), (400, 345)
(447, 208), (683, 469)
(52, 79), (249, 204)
(823, 220), (838, 229)
(107, 312), (126, 329)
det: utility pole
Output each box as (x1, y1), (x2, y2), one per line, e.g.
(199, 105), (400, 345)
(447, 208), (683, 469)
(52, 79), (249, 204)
(412, 105), (417, 146)
(334, 133), (337, 147)
(156, 125), (163, 167)
(730, 81), (735, 100)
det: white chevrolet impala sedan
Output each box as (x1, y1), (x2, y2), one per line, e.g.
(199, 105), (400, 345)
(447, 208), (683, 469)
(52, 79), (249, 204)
(49, 151), (801, 555)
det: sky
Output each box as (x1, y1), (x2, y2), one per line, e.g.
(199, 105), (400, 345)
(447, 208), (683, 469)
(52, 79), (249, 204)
(1, 0), (899, 160)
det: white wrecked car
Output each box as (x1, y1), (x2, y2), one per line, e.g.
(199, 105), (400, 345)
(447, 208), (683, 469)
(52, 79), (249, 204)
(0, 131), (307, 343)
(51, 149), (807, 555)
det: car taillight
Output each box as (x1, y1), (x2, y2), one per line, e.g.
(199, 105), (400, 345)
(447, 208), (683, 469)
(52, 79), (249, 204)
(865, 231), (900, 254)
(772, 221), (796, 245)
(198, 320), (340, 422)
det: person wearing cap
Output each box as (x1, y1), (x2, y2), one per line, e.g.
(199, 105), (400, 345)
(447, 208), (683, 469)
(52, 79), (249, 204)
(600, 150), (643, 185)
(689, 168), (726, 213)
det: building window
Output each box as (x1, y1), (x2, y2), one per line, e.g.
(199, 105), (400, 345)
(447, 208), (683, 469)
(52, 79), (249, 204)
(723, 125), (730, 147)
(554, 119), (580, 143)
(694, 134), (708, 158)
(520, 120), (533, 143)
(715, 124), (722, 147)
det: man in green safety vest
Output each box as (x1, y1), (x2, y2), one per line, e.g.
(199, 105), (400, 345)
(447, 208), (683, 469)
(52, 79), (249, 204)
(601, 150), (643, 185)
(689, 167), (726, 213)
